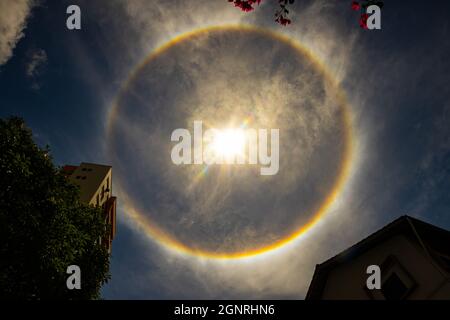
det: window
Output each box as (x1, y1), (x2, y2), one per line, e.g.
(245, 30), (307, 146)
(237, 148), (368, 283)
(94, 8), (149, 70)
(106, 178), (110, 199)
(101, 185), (105, 199)
(381, 273), (408, 300)
(96, 194), (100, 206)
(366, 255), (416, 300)
(76, 176), (81, 179)
(82, 176), (87, 180)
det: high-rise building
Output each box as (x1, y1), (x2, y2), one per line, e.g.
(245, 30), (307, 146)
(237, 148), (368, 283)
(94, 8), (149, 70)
(62, 163), (117, 253)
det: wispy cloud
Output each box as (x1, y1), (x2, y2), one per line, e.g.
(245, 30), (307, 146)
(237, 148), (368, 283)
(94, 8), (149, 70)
(26, 48), (47, 89)
(26, 48), (46, 77)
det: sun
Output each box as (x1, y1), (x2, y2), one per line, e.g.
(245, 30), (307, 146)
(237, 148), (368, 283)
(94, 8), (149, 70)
(211, 128), (246, 159)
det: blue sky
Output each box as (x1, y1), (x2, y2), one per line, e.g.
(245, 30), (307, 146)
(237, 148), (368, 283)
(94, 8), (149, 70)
(0, 0), (449, 299)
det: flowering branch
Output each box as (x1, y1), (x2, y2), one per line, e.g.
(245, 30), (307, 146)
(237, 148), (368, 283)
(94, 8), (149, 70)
(228, 0), (384, 28)
(228, 0), (294, 26)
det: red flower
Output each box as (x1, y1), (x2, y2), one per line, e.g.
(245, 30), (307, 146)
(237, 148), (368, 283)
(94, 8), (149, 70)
(229, 0), (293, 26)
(351, 1), (360, 11)
(359, 13), (368, 29)
(240, 2), (254, 12)
(276, 16), (291, 25)
(231, 0), (261, 12)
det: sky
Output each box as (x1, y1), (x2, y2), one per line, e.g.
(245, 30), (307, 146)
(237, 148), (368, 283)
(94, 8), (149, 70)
(0, 0), (449, 299)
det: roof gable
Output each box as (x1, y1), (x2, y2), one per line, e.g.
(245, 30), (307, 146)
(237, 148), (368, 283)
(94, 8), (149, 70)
(306, 215), (450, 299)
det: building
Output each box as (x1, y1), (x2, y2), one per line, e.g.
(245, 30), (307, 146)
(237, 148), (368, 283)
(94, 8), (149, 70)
(62, 163), (117, 253)
(306, 216), (450, 300)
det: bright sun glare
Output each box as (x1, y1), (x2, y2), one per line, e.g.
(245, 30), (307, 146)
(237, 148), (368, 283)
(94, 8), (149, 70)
(212, 129), (246, 158)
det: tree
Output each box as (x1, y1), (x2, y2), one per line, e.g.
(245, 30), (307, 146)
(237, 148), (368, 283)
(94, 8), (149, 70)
(0, 117), (110, 300)
(228, 0), (295, 25)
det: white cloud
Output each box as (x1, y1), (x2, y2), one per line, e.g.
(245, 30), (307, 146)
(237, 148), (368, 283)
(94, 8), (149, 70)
(0, 0), (35, 66)
(25, 48), (47, 90)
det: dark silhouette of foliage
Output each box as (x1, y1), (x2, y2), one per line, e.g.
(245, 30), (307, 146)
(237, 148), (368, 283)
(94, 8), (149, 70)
(0, 117), (110, 300)
(228, 0), (295, 25)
